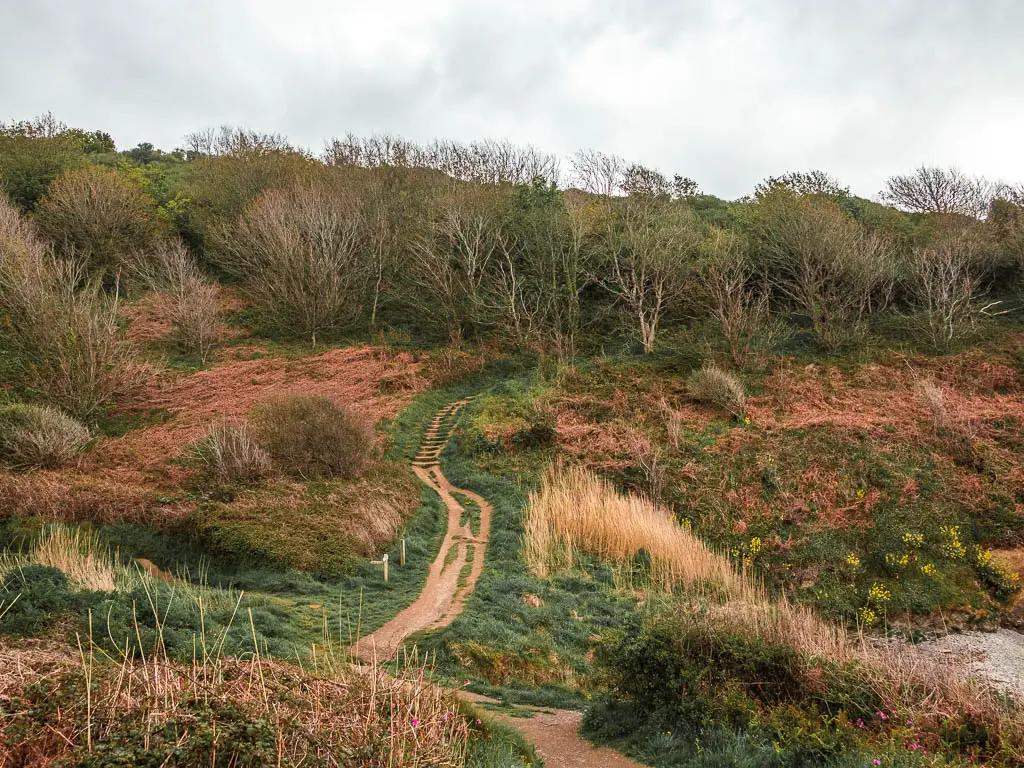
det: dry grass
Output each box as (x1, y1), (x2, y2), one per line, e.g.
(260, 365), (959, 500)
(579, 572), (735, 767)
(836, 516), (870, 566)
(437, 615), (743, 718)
(0, 404), (90, 470)
(918, 378), (983, 468)
(687, 364), (746, 419)
(0, 619), (472, 767)
(192, 419), (271, 483)
(525, 463), (742, 592)
(525, 461), (1024, 759)
(0, 525), (138, 593)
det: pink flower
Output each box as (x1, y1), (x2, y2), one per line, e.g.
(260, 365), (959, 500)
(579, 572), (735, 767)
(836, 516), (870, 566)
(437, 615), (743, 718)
(874, 761), (881, 766)
(411, 719), (420, 727)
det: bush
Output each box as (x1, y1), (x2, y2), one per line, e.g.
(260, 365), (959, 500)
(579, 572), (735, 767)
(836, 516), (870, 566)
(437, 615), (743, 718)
(0, 198), (145, 417)
(904, 232), (991, 350)
(217, 180), (366, 343)
(0, 564), (72, 636)
(0, 404), (90, 470)
(747, 190), (893, 350)
(35, 165), (160, 279)
(192, 420), (271, 483)
(687, 364), (746, 419)
(133, 240), (223, 363)
(252, 395), (375, 479)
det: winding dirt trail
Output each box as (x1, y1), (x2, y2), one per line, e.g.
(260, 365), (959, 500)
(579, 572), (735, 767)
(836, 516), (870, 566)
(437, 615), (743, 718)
(351, 398), (644, 767)
(351, 398), (491, 662)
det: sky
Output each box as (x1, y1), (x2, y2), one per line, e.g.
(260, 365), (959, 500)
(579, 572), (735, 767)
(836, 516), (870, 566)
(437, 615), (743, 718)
(2, 0), (1023, 200)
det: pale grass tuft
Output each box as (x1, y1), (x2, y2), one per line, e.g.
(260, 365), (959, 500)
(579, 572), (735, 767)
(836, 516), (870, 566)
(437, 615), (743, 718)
(0, 404), (90, 470)
(525, 463), (742, 592)
(687, 364), (746, 418)
(192, 419), (271, 483)
(0, 525), (137, 592)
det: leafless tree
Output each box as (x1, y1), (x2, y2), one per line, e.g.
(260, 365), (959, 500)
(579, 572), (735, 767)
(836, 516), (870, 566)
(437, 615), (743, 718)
(408, 187), (505, 341)
(218, 181), (366, 344)
(700, 227), (791, 370)
(882, 166), (1000, 219)
(598, 199), (702, 352)
(571, 149), (626, 197)
(35, 165), (160, 278)
(0, 198), (144, 416)
(184, 125), (295, 158)
(753, 191), (894, 349)
(323, 133), (422, 168)
(905, 233), (999, 349)
(132, 240), (223, 363)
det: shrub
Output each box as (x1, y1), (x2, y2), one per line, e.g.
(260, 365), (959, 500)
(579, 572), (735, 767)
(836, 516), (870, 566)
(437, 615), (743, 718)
(192, 419), (271, 483)
(133, 240), (223, 363)
(904, 232), (992, 350)
(217, 180), (366, 343)
(0, 403), (90, 470)
(35, 165), (160, 278)
(747, 190), (894, 350)
(700, 227), (792, 371)
(0, 564), (72, 636)
(0, 198), (145, 417)
(252, 395), (375, 479)
(687, 364), (746, 419)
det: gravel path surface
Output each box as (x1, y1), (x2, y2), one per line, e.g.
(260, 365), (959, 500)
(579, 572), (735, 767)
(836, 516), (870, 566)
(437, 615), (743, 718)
(918, 629), (1024, 698)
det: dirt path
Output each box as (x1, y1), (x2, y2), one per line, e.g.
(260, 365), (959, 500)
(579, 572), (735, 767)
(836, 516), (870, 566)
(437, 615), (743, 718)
(461, 692), (644, 768)
(352, 398), (645, 767)
(351, 398), (491, 662)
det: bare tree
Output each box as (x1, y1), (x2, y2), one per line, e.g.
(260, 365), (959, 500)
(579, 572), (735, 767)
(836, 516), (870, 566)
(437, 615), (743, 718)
(752, 191), (894, 349)
(184, 125), (295, 158)
(218, 181), (366, 344)
(700, 227), (791, 370)
(571, 149), (626, 197)
(408, 186), (505, 341)
(905, 232), (999, 349)
(323, 133), (422, 168)
(132, 240), (223, 363)
(599, 199), (702, 352)
(882, 166), (999, 219)
(0, 198), (144, 417)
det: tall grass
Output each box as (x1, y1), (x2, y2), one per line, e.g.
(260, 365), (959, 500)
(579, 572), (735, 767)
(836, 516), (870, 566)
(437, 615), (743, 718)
(0, 598), (475, 767)
(0, 525), (138, 592)
(527, 462), (1024, 761)
(525, 463), (739, 592)
(523, 463), (846, 659)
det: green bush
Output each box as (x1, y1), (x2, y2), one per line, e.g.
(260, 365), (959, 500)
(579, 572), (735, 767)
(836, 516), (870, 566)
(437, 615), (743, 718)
(252, 395), (375, 479)
(0, 403), (90, 469)
(0, 564), (72, 636)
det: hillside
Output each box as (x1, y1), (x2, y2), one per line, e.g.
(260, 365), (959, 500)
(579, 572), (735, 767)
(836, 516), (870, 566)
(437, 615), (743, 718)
(2, 115), (1024, 766)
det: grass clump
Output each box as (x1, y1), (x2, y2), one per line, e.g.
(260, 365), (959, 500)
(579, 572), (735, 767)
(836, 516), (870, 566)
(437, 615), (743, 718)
(0, 524), (140, 593)
(525, 463), (739, 592)
(253, 394), (375, 480)
(687, 363), (746, 419)
(0, 614), (477, 767)
(192, 419), (271, 483)
(0, 403), (90, 470)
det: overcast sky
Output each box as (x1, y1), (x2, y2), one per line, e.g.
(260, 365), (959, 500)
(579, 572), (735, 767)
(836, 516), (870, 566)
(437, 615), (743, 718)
(2, 0), (1023, 200)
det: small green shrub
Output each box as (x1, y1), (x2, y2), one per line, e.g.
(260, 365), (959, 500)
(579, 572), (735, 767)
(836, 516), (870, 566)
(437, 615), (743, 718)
(252, 395), (375, 480)
(0, 403), (90, 469)
(192, 419), (271, 483)
(0, 564), (72, 636)
(687, 364), (746, 419)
